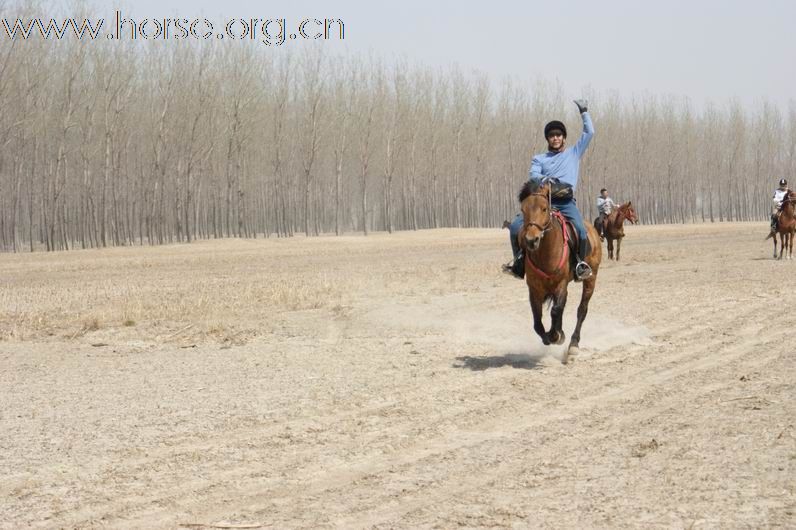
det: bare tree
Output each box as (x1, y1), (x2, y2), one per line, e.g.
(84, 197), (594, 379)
(1, 7), (793, 253)
(297, 48), (326, 236)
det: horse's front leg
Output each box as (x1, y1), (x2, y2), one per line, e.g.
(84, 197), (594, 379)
(547, 287), (568, 345)
(616, 237), (622, 261)
(607, 238), (614, 260)
(774, 235), (779, 259)
(779, 233), (785, 260)
(528, 290), (550, 345)
(565, 275), (597, 364)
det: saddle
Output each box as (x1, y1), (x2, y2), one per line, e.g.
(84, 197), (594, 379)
(553, 208), (591, 267)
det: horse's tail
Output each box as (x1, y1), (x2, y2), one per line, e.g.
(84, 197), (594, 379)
(542, 294), (554, 309)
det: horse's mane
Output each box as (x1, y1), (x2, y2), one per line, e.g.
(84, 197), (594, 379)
(518, 179), (543, 203)
(784, 191), (796, 210)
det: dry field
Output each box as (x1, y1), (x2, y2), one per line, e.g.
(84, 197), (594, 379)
(1, 223), (794, 529)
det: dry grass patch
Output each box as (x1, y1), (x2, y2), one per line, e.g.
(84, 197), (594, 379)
(0, 237), (376, 344)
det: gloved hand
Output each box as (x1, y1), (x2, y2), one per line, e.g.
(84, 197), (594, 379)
(574, 99), (588, 113)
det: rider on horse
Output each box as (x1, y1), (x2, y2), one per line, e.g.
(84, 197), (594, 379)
(505, 99), (595, 281)
(770, 178), (791, 233)
(596, 188), (616, 240)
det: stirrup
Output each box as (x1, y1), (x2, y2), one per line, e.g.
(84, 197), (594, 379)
(575, 261), (593, 281)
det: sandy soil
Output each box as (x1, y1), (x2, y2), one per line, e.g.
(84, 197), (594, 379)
(1, 223), (794, 529)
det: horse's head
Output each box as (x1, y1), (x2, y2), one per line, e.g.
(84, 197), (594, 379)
(784, 192), (796, 214)
(623, 201), (639, 224)
(518, 180), (552, 252)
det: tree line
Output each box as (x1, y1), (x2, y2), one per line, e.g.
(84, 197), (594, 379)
(1, 11), (794, 252)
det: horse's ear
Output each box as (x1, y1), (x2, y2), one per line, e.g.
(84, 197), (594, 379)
(628, 201), (632, 206)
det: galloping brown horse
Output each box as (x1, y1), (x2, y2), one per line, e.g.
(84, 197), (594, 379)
(518, 180), (602, 364)
(594, 202), (638, 261)
(766, 191), (796, 260)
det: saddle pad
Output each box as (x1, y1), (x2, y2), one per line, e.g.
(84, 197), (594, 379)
(563, 220), (591, 259)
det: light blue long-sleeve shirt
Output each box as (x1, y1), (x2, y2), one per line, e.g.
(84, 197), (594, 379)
(529, 112), (594, 191)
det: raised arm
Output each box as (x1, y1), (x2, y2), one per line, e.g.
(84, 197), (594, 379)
(573, 112), (594, 158)
(572, 99), (594, 158)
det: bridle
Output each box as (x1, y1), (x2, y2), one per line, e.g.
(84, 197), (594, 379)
(522, 187), (554, 237)
(521, 186), (570, 280)
(615, 204), (637, 225)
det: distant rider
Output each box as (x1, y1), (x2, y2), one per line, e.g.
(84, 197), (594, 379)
(596, 188), (616, 239)
(504, 99), (595, 281)
(770, 178), (791, 233)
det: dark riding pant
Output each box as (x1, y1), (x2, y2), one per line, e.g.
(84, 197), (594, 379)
(509, 213), (524, 259)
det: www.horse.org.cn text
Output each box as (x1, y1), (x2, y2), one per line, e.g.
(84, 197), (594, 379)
(1, 11), (346, 46)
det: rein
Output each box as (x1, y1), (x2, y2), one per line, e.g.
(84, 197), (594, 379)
(523, 189), (569, 280)
(613, 204), (635, 226)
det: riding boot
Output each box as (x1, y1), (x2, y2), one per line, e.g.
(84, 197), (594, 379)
(502, 251), (525, 279)
(575, 238), (592, 281)
(512, 251), (525, 278)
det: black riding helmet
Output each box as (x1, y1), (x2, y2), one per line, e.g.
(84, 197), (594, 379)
(544, 120), (567, 138)
(780, 178), (788, 186)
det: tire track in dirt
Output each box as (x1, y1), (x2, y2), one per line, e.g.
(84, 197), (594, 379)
(100, 305), (783, 529)
(329, 337), (786, 528)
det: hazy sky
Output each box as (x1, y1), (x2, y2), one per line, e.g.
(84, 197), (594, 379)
(53, 0), (796, 109)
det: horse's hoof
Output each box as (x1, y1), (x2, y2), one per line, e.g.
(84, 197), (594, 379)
(568, 344), (581, 359)
(556, 331), (566, 345)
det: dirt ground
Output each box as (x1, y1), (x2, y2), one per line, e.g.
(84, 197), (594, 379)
(1, 223), (794, 529)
